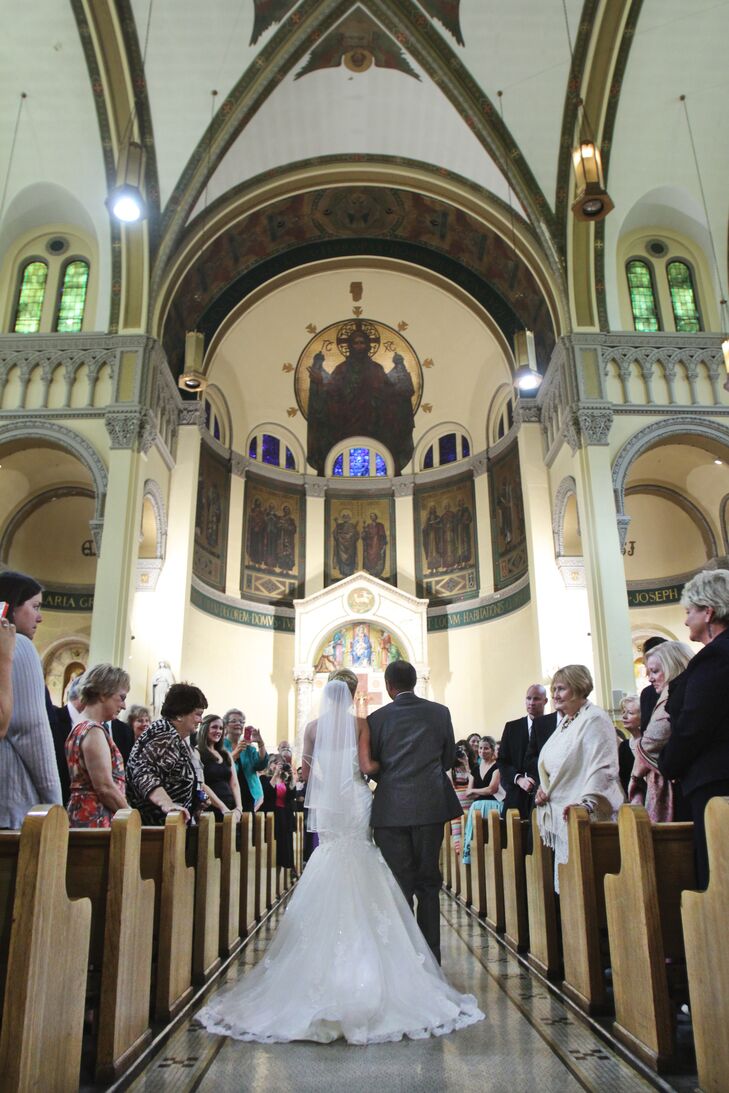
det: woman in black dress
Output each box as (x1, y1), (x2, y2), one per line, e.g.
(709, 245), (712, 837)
(269, 755), (297, 877)
(467, 736), (501, 801)
(197, 714), (243, 821)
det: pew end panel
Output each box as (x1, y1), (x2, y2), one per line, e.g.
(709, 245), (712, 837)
(525, 811), (561, 979)
(484, 811), (505, 934)
(473, 812), (487, 918)
(154, 814), (195, 1022)
(502, 811), (529, 953)
(215, 813), (241, 958)
(681, 796), (729, 1093)
(0, 805), (92, 1093)
(238, 813), (251, 938)
(192, 815), (221, 985)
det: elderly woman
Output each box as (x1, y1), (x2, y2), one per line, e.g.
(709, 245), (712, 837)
(0, 571), (61, 828)
(659, 570), (729, 888)
(223, 708), (268, 813)
(66, 664), (129, 827)
(629, 640), (693, 822)
(618, 695), (641, 795)
(126, 682), (207, 824)
(127, 704), (151, 741)
(197, 713), (243, 821)
(535, 664), (624, 890)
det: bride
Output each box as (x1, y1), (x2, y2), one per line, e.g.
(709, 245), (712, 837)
(197, 673), (484, 1044)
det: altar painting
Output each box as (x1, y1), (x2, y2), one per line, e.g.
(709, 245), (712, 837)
(325, 493), (396, 586)
(312, 621), (403, 716)
(193, 440), (230, 591)
(414, 473), (478, 604)
(488, 439), (527, 590)
(241, 474), (305, 605)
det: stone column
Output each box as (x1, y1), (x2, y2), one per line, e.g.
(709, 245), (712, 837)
(569, 406), (635, 706)
(293, 666), (315, 751)
(226, 461), (245, 597)
(304, 480), (326, 594)
(393, 477), (415, 595)
(89, 409), (155, 664)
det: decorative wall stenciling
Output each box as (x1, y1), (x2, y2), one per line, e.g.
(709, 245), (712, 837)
(488, 439), (528, 590)
(250, 0), (297, 44)
(325, 493), (396, 586)
(241, 473), (305, 604)
(418, 0), (464, 45)
(312, 621), (403, 674)
(296, 318), (422, 476)
(414, 473), (478, 604)
(296, 8), (420, 80)
(193, 441), (230, 592)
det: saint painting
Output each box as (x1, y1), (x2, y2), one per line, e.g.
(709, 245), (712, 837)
(241, 476), (306, 604)
(488, 440), (528, 590)
(193, 440), (230, 592)
(415, 474), (479, 605)
(325, 493), (396, 586)
(296, 318), (422, 475)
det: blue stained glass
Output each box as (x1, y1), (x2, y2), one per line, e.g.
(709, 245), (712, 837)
(423, 446), (434, 469)
(285, 447), (295, 470)
(333, 454), (344, 476)
(249, 436), (258, 459)
(439, 433), (457, 464)
(349, 447), (370, 476)
(462, 436), (470, 458)
(204, 400), (211, 430)
(375, 454), (386, 476)
(213, 418), (221, 441)
(262, 433), (280, 465)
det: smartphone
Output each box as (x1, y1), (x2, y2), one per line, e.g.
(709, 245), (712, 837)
(243, 725), (254, 742)
(0, 602), (8, 620)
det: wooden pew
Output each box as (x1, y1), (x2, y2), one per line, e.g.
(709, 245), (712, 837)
(443, 822), (453, 891)
(192, 814), (221, 984)
(559, 808), (620, 1014)
(216, 813), (241, 957)
(238, 813), (250, 938)
(265, 812), (275, 911)
(0, 830), (20, 1023)
(502, 810), (529, 952)
(0, 805), (91, 1093)
(472, 812), (487, 916)
(682, 796), (729, 1093)
(604, 805), (695, 1072)
(484, 811), (505, 933)
(95, 810), (155, 1082)
(139, 814), (195, 1021)
(524, 810), (560, 979)
(253, 813), (263, 922)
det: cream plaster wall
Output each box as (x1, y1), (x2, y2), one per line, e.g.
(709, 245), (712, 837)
(623, 494), (706, 580)
(7, 495), (97, 584)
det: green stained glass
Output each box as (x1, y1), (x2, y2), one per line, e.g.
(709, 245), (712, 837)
(56, 260), (89, 333)
(626, 260), (660, 332)
(667, 261), (701, 332)
(13, 261), (48, 333)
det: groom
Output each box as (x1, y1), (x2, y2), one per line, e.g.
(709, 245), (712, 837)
(368, 660), (462, 963)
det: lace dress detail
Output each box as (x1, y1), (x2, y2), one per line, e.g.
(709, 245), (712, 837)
(197, 779), (484, 1044)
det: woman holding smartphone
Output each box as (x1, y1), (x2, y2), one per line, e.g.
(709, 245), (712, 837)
(223, 709), (268, 812)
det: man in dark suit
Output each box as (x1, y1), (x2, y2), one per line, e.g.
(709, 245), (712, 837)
(368, 660), (462, 964)
(52, 676), (85, 806)
(525, 710), (559, 786)
(499, 684), (556, 818)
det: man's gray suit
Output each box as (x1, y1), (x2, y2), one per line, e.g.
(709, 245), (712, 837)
(367, 691), (462, 963)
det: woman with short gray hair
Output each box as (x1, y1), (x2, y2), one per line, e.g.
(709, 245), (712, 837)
(66, 663), (130, 828)
(659, 570), (729, 887)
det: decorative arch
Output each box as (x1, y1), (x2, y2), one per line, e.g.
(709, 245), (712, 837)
(246, 421), (306, 474)
(625, 484), (718, 559)
(552, 475), (578, 557)
(414, 422), (472, 472)
(324, 436), (394, 478)
(142, 479), (167, 558)
(721, 493), (729, 553)
(0, 486), (95, 564)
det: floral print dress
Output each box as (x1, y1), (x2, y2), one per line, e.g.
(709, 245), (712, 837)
(66, 719), (125, 828)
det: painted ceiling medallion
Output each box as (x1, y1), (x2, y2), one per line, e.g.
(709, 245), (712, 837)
(417, 0), (464, 46)
(296, 7), (420, 81)
(250, 0), (297, 45)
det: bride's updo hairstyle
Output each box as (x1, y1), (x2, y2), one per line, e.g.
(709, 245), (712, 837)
(328, 668), (358, 698)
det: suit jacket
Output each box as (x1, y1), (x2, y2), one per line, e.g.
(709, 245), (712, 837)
(368, 692), (462, 827)
(110, 718), (135, 765)
(640, 683), (659, 733)
(524, 712), (558, 783)
(498, 716), (531, 817)
(51, 702), (73, 806)
(659, 627), (729, 795)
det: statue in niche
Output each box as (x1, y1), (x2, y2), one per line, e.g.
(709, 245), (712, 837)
(151, 661), (175, 718)
(361, 510), (387, 578)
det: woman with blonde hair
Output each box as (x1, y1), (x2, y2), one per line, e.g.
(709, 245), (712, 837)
(629, 640), (693, 821)
(535, 664), (624, 890)
(66, 663), (129, 828)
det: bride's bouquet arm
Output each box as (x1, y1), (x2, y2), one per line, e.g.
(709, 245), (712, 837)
(357, 718), (380, 776)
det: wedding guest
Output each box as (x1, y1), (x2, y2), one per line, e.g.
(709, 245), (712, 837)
(629, 641), (693, 821)
(0, 571), (61, 827)
(197, 714), (243, 821)
(127, 704), (151, 741)
(223, 708), (268, 812)
(52, 675), (85, 804)
(467, 736), (501, 801)
(618, 694), (641, 795)
(0, 614), (15, 738)
(270, 757), (297, 877)
(640, 635), (666, 730)
(535, 664), (624, 890)
(466, 732), (481, 773)
(659, 570), (729, 887)
(66, 664), (129, 828)
(126, 682), (207, 824)
(447, 742), (472, 854)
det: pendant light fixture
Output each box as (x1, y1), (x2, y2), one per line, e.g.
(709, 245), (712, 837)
(107, 0), (154, 223)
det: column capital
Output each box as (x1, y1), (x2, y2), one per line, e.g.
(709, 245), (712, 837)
(105, 407), (158, 453)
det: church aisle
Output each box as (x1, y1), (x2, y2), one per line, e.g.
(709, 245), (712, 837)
(121, 893), (670, 1093)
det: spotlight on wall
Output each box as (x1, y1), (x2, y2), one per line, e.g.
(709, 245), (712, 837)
(107, 140), (147, 223)
(178, 331), (208, 393)
(571, 140), (614, 222)
(513, 329), (542, 392)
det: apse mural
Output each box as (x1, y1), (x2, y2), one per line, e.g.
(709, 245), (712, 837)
(313, 622), (402, 674)
(488, 438), (528, 590)
(414, 473), (478, 604)
(296, 317), (422, 475)
(241, 474), (305, 605)
(193, 441), (230, 592)
(325, 493), (396, 586)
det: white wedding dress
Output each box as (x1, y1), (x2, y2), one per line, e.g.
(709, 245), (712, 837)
(197, 681), (484, 1045)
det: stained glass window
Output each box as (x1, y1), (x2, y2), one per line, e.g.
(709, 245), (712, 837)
(213, 417), (221, 441)
(204, 400), (212, 431)
(375, 453), (386, 476)
(423, 446), (434, 469)
(55, 260), (89, 333)
(349, 447), (369, 476)
(285, 447), (295, 471)
(249, 437), (258, 459)
(262, 434), (280, 465)
(667, 261), (701, 332)
(332, 453), (344, 476)
(13, 261), (48, 333)
(461, 436), (470, 458)
(439, 433), (457, 464)
(626, 260), (660, 332)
